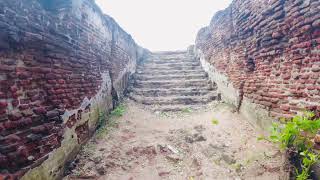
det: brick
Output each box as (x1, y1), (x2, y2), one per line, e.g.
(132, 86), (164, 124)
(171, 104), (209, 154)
(46, 110), (59, 119)
(0, 101), (7, 109)
(8, 111), (22, 121)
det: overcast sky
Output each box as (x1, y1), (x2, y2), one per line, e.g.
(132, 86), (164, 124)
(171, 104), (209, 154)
(95, 0), (231, 51)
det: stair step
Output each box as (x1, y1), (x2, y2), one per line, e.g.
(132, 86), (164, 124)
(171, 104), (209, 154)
(134, 79), (211, 89)
(130, 51), (217, 111)
(137, 66), (202, 71)
(130, 93), (216, 106)
(142, 62), (200, 67)
(146, 59), (196, 63)
(131, 87), (214, 97)
(150, 104), (207, 112)
(134, 74), (207, 81)
(136, 69), (205, 75)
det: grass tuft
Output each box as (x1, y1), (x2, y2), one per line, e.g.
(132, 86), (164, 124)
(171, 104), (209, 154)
(95, 104), (125, 139)
(181, 107), (192, 113)
(110, 104), (126, 117)
(211, 118), (219, 125)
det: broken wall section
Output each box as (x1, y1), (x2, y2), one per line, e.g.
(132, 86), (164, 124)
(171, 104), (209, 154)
(0, 0), (147, 179)
(195, 0), (320, 129)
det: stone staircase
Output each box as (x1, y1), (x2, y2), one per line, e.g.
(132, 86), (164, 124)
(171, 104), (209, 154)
(129, 51), (218, 111)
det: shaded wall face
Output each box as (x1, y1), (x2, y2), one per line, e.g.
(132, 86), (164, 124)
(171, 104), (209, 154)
(0, 0), (144, 178)
(196, 0), (320, 119)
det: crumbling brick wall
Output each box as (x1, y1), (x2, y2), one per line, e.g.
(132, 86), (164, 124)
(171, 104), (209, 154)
(0, 0), (146, 179)
(196, 0), (320, 121)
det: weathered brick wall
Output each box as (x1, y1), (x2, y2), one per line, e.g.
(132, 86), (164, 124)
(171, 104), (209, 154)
(0, 0), (146, 179)
(196, 0), (320, 125)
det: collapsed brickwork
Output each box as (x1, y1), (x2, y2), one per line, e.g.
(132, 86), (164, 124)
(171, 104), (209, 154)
(196, 0), (320, 129)
(0, 0), (147, 179)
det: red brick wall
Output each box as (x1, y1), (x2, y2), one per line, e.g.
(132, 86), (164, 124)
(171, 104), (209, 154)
(0, 0), (145, 178)
(196, 0), (320, 118)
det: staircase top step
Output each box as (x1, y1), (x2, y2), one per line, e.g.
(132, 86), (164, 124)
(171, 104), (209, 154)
(135, 79), (210, 84)
(142, 62), (200, 66)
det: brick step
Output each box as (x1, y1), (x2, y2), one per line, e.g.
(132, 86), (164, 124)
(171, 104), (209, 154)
(145, 57), (198, 63)
(150, 104), (208, 112)
(130, 87), (215, 97)
(136, 69), (205, 75)
(129, 93), (217, 106)
(134, 79), (211, 89)
(142, 61), (200, 67)
(133, 73), (207, 81)
(131, 51), (217, 111)
(137, 65), (202, 71)
(146, 59), (196, 63)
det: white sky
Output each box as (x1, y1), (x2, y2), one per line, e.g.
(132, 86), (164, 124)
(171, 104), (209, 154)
(95, 0), (231, 51)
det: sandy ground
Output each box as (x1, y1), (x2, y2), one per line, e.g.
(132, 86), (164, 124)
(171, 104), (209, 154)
(64, 99), (286, 180)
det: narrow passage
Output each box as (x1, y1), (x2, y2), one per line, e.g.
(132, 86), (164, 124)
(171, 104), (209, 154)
(65, 100), (285, 180)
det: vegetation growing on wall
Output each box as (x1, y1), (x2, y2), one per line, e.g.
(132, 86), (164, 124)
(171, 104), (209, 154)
(262, 112), (320, 180)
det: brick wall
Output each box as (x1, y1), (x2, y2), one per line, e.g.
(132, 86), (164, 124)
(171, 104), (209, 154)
(196, 0), (319, 124)
(0, 0), (146, 179)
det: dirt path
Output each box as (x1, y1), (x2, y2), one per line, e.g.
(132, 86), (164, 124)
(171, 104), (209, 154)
(64, 99), (286, 180)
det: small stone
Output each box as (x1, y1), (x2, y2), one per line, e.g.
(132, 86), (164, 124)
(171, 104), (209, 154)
(165, 154), (182, 163)
(158, 171), (170, 177)
(185, 135), (194, 143)
(185, 133), (206, 143)
(193, 133), (206, 142)
(194, 125), (205, 132)
(91, 156), (103, 164)
(27, 156), (35, 161)
(96, 165), (106, 175)
(314, 134), (320, 144)
(167, 145), (179, 154)
(221, 154), (236, 165)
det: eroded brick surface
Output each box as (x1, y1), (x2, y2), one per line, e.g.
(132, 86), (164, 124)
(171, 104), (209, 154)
(0, 0), (145, 178)
(196, 0), (320, 118)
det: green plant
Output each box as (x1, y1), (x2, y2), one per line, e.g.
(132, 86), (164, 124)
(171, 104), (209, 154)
(110, 104), (126, 117)
(95, 104), (124, 139)
(97, 110), (107, 129)
(296, 150), (320, 180)
(182, 107), (192, 113)
(263, 111), (320, 180)
(211, 118), (219, 125)
(160, 112), (169, 117)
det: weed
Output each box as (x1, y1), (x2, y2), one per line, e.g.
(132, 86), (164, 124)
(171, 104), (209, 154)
(97, 110), (107, 129)
(95, 118), (119, 139)
(160, 112), (169, 117)
(182, 107), (192, 113)
(95, 104), (124, 139)
(213, 158), (221, 166)
(72, 170), (82, 177)
(261, 111), (320, 180)
(211, 118), (219, 125)
(231, 162), (242, 172)
(110, 104), (126, 117)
